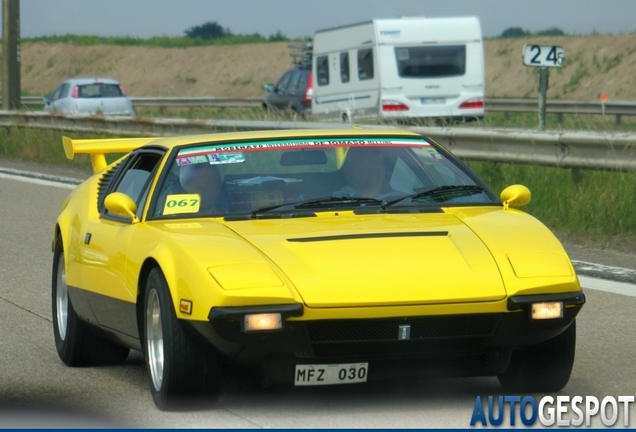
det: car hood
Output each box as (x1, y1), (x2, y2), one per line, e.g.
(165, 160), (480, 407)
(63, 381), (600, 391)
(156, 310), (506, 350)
(222, 212), (506, 308)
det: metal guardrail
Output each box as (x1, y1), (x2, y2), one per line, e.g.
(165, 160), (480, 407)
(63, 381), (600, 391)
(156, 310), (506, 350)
(8, 96), (636, 118)
(486, 98), (636, 124)
(10, 96), (264, 108)
(1, 110), (634, 171)
(129, 97), (263, 108)
(486, 98), (636, 115)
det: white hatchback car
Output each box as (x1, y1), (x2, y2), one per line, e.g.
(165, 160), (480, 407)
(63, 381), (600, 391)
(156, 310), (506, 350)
(44, 78), (135, 116)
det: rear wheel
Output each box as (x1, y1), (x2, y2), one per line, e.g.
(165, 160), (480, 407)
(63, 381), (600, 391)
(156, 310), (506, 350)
(52, 240), (130, 366)
(143, 267), (221, 411)
(498, 321), (576, 392)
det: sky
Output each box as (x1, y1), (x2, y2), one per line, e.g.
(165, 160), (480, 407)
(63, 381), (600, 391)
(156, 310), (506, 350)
(18, 0), (636, 39)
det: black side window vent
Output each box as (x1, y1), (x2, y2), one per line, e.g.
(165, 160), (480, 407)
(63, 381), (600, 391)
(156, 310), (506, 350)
(96, 162), (121, 212)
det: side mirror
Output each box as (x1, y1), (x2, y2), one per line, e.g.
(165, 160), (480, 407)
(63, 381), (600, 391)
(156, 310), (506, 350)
(43, 96), (51, 104)
(500, 185), (531, 210)
(104, 192), (139, 223)
(262, 83), (275, 93)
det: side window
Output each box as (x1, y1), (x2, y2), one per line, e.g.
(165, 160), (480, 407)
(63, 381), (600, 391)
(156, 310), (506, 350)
(104, 152), (163, 218)
(288, 71), (302, 92)
(340, 52), (350, 83)
(316, 55), (329, 86)
(50, 84), (65, 101)
(389, 156), (425, 194)
(357, 48), (374, 80)
(58, 83), (70, 99)
(276, 71), (293, 91)
(296, 72), (308, 91)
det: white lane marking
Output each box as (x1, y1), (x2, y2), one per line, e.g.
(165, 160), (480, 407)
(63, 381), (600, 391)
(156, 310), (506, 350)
(0, 167), (84, 184)
(579, 276), (636, 298)
(0, 172), (77, 190)
(573, 260), (636, 278)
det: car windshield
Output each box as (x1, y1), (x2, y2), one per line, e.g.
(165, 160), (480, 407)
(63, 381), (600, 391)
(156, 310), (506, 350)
(77, 84), (123, 98)
(151, 136), (495, 219)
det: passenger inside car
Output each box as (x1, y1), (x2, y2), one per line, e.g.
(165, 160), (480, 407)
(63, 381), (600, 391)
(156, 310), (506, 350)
(179, 163), (227, 214)
(339, 147), (393, 198)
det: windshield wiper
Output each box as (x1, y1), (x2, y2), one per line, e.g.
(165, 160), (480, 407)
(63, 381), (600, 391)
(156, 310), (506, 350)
(251, 196), (383, 216)
(295, 196), (383, 209)
(383, 185), (486, 208)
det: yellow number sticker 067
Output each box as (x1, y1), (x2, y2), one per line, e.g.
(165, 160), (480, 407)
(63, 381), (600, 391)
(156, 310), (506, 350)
(163, 194), (201, 215)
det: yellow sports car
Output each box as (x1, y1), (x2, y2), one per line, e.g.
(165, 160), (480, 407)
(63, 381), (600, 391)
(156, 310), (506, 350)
(52, 129), (585, 410)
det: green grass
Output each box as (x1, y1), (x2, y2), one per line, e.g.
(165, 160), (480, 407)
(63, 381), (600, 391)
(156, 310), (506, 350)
(468, 161), (636, 241)
(0, 128), (121, 170)
(23, 34), (309, 48)
(134, 106), (300, 122)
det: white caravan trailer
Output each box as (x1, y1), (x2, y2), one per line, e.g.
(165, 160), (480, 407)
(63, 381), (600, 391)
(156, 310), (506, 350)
(311, 17), (485, 122)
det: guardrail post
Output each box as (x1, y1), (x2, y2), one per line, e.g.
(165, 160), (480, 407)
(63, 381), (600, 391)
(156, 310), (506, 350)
(557, 113), (564, 124)
(571, 167), (585, 186)
(616, 114), (622, 125)
(537, 67), (549, 130)
(504, 112), (509, 122)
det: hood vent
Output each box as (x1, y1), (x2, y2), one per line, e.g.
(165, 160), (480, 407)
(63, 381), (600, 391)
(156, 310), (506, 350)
(287, 231), (448, 243)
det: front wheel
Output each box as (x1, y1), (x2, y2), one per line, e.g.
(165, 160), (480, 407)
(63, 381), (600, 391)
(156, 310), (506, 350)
(498, 321), (576, 392)
(52, 240), (130, 366)
(143, 267), (221, 410)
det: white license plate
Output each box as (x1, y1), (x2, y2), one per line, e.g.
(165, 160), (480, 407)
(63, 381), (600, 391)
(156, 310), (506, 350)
(294, 363), (368, 386)
(421, 97), (445, 105)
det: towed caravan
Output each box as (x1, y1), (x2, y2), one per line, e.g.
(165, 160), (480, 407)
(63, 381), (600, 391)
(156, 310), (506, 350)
(311, 17), (485, 122)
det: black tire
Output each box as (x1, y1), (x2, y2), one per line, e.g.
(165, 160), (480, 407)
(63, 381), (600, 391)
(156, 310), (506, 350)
(142, 267), (221, 411)
(52, 240), (130, 366)
(498, 321), (576, 392)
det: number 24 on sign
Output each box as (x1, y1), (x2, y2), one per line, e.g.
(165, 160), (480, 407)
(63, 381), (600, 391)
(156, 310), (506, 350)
(522, 45), (565, 68)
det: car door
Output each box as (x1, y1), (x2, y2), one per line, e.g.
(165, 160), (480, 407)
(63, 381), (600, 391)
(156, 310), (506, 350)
(81, 149), (164, 337)
(47, 83), (66, 112)
(286, 70), (305, 112)
(267, 70), (294, 109)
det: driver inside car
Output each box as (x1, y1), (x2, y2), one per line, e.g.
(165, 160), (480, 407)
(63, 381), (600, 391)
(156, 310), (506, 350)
(338, 147), (394, 199)
(179, 163), (226, 214)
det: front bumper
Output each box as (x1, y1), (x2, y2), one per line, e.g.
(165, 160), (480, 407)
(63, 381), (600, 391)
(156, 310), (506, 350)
(188, 292), (585, 384)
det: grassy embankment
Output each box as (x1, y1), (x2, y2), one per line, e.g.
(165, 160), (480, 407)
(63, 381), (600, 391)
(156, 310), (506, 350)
(1, 126), (634, 245)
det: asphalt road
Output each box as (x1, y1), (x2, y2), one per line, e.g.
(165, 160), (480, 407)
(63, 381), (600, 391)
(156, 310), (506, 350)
(0, 173), (635, 428)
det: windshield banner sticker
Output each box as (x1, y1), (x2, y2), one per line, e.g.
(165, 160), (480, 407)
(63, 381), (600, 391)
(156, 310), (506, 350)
(177, 138), (431, 157)
(177, 155), (209, 166)
(207, 152), (246, 164)
(177, 152), (246, 166)
(425, 148), (444, 160)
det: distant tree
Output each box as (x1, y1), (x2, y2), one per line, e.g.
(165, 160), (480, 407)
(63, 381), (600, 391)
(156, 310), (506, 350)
(246, 32), (266, 40)
(536, 27), (565, 36)
(500, 27), (528, 38)
(184, 21), (230, 39)
(268, 30), (290, 42)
